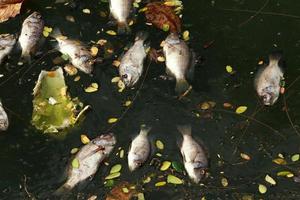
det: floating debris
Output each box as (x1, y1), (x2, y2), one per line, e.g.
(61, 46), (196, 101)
(0, 100), (9, 131)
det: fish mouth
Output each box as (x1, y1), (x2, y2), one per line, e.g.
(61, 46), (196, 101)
(261, 92), (274, 106)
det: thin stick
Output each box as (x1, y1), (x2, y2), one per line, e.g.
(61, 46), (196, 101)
(23, 175), (34, 199)
(286, 74), (300, 90)
(283, 94), (300, 136)
(104, 59), (152, 133)
(238, 0), (269, 27)
(219, 8), (300, 19)
(213, 109), (286, 139)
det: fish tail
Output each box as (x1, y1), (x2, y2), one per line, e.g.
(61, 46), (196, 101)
(135, 31), (148, 42)
(175, 78), (190, 94)
(140, 124), (151, 136)
(50, 27), (63, 39)
(53, 183), (72, 196)
(177, 125), (192, 136)
(117, 22), (131, 35)
(20, 50), (31, 64)
(268, 51), (284, 68)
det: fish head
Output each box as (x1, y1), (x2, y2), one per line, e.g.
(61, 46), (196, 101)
(120, 67), (139, 87)
(93, 133), (116, 147)
(185, 162), (207, 183)
(76, 56), (94, 74)
(165, 33), (180, 45)
(259, 86), (279, 106)
(128, 159), (142, 171)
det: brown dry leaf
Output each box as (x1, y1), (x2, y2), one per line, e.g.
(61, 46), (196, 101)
(0, 0), (23, 23)
(106, 182), (136, 200)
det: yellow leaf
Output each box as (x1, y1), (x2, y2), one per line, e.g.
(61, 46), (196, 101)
(70, 148), (79, 154)
(106, 30), (117, 36)
(82, 8), (91, 14)
(105, 172), (120, 180)
(90, 46), (98, 57)
(119, 149), (124, 158)
(97, 39), (107, 46)
(258, 60), (264, 65)
(81, 134), (90, 144)
(143, 176), (151, 184)
(167, 175), (183, 184)
(118, 80), (125, 92)
(182, 30), (190, 41)
(43, 30), (50, 37)
(160, 161), (171, 171)
(235, 106), (247, 114)
(110, 164), (122, 174)
(111, 76), (120, 83)
(226, 65), (233, 73)
(72, 158), (80, 168)
(74, 76), (80, 82)
(277, 171), (293, 177)
(258, 184), (267, 194)
(124, 100), (132, 107)
(155, 181), (166, 187)
(221, 177), (228, 187)
(272, 158), (287, 165)
(265, 174), (276, 185)
(155, 140), (164, 150)
(137, 193), (145, 200)
(291, 154), (300, 162)
(108, 118), (118, 123)
(64, 64), (78, 76)
(157, 56), (165, 62)
(113, 60), (121, 67)
(240, 153), (251, 160)
(84, 83), (98, 93)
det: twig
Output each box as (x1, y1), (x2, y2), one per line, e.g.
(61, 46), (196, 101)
(23, 175), (34, 199)
(238, 0), (269, 27)
(283, 94), (300, 136)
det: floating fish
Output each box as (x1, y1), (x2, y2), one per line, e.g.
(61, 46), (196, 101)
(18, 12), (44, 62)
(109, 0), (132, 34)
(0, 34), (16, 65)
(163, 33), (195, 94)
(0, 100), (9, 131)
(254, 52), (284, 106)
(119, 32), (149, 87)
(50, 29), (95, 74)
(54, 133), (116, 195)
(177, 125), (208, 183)
(128, 125), (151, 171)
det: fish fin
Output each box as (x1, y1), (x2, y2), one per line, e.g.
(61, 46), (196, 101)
(187, 49), (196, 81)
(177, 124), (192, 136)
(175, 78), (190, 94)
(53, 183), (72, 196)
(135, 31), (148, 42)
(50, 27), (63, 39)
(268, 50), (284, 69)
(117, 22), (131, 35)
(140, 124), (151, 136)
(20, 50), (31, 64)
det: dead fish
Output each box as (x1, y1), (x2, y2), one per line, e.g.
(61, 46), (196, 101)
(51, 29), (94, 74)
(254, 52), (284, 106)
(177, 125), (208, 184)
(0, 34), (16, 65)
(54, 133), (116, 196)
(119, 32), (149, 87)
(163, 33), (195, 94)
(18, 12), (44, 62)
(128, 125), (151, 171)
(0, 100), (9, 131)
(109, 0), (132, 34)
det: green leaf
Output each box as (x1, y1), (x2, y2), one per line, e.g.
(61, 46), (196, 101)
(235, 106), (247, 114)
(105, 172), (121, 180)
(110, 164), (122, 174)
(292, 154), (300, 162)
(160, 161), (171, 171)
(104, 179), (115, 187)
(162, 24), (170, 32)
(167, 174), (183, 184)
(61, 54), (69, 61)
(172, 161), (184, 173)
(71, 158), (80, 169)
(258, 184), (267, 194)
(155, 140), (164, 150)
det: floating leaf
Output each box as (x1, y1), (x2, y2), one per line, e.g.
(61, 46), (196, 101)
(85, 83), (99, 93)
(240, 153), (251, 161)
(265, 174), (276, 185)
(118, 80), (125, 92)
(105, 172), (121, 180)
(110, 164), (122, 174)
(72, 158), (80, 169)
(291, 154), (300, 162)
(155, 140), (164, 150)
(111, 77), (120, 83)
(70, 148), (79, 154)
(81, 134), (90, 144)
(74, 76), (80, 82)
(122, 187), (129, 193)
(167, 174), (183, 184)
(258, 184), (267, 194)
(137, 193), (145, 200)
(235, 106), (247, 114)
(124, 101), (132, 107)
(97, 39), (107, 46)
(61, 54), (70, 61)
(90, 46), (99, 57)
(64, 64), (78, 76)
(106, 30), (117, 36)
(258, 60), (264, 65)
(200, 102), (210, 110)
(160, 161), (171, 171)
(155, 181), (166, 187)
(119, 149), (124, 158)
(113, 60), (121, 67)
(182, 30), (189, 41)
(82, 8), (91, 14)
(108, 118), (118, 124)
(104, 179), (115, 187)
(221, 177), (228, 187)
(143, 176), (151, 184)
(273, 158), (287, 165)
(156, 153), (162, 157)
(162, 24), (170, 32)
(157, 56), (165, 62)
(172, 161), (184, 173)
(225, 65), (233, 74)
(223, 102), (233, 109)
(277, 171), (294, 177)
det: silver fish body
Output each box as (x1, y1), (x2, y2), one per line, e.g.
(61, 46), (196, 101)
(163, 33), (194, 94)
(128, 125), (151, 171)
(54, 133), (116, 195)
(109, 0), (132, 34)
(18, 12), (44, 61)
(0, 101), (9, 131)
(0, 34), (16, 65)
(254, 52), (284, 106)
(119, 32), (148, 87)
(178, 125), (208, 184)
(53, 33), (94, 74)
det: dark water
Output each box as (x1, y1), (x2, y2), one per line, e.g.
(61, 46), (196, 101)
(1, 0), (300, 199)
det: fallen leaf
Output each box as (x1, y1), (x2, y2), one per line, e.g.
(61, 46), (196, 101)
(124, 100), (132, 107)
(110, 164), (122, 174)
(70, 148), (79, 154)
(272, 158), (287, 165)
(160, 161), (171, 171)
(64, 64), (78, 76)
(85, 83), (99, 93)
(65, 15), (75, 22)
(182, 30), (189, 41)
(265, 174), (276, 185)
(258, 184), (267, 194)
(72, 158), (80, 168)
(90, 46), (99, 57)
(119, 149), (124, 158)
(167, 174), (183, 184)
(240, 153), (251, 161)
(155, 140), (164, 150)
(155, 181), (166, 187)
(291, 154), (300, 162)
(172, 161), (184, 173)
(223, 102), (233, 109)
(0, 0), (23, 23)
(105, 172), (121, 180)
(277, 171), (293, 177)
(111, 77), (120, 83)
(118, 80), (125, 92)
(108, 118), (118, 124)
(106, 30), (117, 36)
(226, 65), (233, 74)
(235, 106), (247, 114)
(137, 193), (145, 200)
(82, 8), (91, 14)
(143, 176), (151, 184)
(112, 60), (121, 67)
(97, 39), (107, 46)
(81, 134), (90, 144)
(221, 177), (228, 187)
(157, 56), (165, 62)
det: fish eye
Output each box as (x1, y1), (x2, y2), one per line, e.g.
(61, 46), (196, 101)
(122, 74), (128, 79)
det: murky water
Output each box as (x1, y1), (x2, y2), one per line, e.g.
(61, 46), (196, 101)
(1, 0), (300, 199)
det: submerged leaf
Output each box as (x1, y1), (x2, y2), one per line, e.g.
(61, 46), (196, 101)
(160, 161), (171, 171)
(105, 172), (121, 180)
(155, 181), (166, 187)
(108, 118), (118, 124)
(110, 164), (122, 174)
(155, 140), (164, 150)
(172, 161), (184, 173)
(167, 174), (183, 184)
